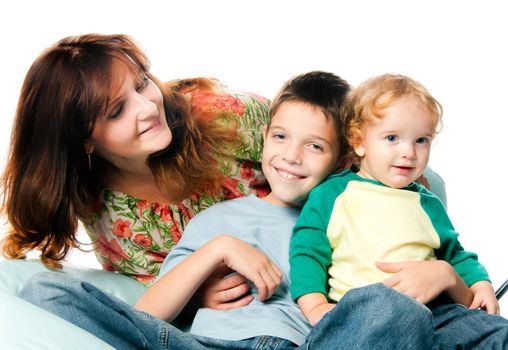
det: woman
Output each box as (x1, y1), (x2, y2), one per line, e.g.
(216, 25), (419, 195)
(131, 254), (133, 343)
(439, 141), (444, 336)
(1, 33), (270, 289)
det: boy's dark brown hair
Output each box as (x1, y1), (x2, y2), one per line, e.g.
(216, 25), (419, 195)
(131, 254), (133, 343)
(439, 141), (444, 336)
(269, 71), (351, 170)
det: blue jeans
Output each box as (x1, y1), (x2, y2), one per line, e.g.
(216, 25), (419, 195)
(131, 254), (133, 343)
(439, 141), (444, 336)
(428, 294), (508, 349)
(20, 272), (479, 349)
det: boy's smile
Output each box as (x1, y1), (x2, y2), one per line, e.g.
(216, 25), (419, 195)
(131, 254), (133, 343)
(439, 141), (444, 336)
(275, 167), (305, 180)
(262, 101), (340, 208)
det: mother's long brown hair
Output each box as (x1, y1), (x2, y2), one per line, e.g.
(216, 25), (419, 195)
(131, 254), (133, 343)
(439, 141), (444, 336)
(1, 34), (235, 268)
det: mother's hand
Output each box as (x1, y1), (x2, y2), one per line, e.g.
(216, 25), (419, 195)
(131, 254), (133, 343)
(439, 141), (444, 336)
(197, 264), (254, 310)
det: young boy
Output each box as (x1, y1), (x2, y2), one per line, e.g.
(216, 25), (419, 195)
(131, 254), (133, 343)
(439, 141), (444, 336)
(290, 74), (508, 346)
(21, 72), (448, 349)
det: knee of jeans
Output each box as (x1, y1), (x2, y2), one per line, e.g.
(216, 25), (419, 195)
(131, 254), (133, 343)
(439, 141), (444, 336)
(19, 272), (75, 304)
(357, 283), (432, 322)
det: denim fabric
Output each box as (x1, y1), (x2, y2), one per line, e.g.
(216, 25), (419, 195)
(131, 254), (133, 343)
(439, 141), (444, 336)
(19, 272), (173, 350)
(20, 272), (439, 349)
(302, 283), (434, 349)
(428, 294), (508, 349)
(23, 273), (507, 349)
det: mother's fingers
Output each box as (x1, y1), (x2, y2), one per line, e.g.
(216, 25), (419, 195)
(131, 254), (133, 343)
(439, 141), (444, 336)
(218, 272), (248, 291)
(216, 280), (251, 303)
(215, 293), (254, 311)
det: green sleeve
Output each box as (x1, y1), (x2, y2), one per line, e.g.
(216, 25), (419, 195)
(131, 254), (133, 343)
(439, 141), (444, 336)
(289, 178), (340, 301)
(418, 185), (490, 286)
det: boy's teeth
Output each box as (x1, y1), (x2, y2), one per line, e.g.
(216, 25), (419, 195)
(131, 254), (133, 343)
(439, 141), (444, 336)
(279, 170), (299, 179)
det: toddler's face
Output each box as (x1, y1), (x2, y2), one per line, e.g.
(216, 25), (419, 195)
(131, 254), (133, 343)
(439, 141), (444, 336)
(354, 95), (434, 188)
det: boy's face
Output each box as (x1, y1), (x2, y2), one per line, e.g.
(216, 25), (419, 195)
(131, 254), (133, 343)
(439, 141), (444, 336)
(353, 95), (433, 188)
(262, 101), (340, 208)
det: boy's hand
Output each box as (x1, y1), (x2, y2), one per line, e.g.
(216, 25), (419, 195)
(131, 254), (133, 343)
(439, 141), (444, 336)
(377, 260), (455, 304)
(197, 264), (254, 310)
(219, 235), (282, 301)
(469, 281), (500, 315)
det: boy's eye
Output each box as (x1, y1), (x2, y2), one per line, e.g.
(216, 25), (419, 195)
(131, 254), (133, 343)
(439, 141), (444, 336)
(386, 135), (398, 142)
(309, 143), (324, 151)
(272, 133), (286, 141)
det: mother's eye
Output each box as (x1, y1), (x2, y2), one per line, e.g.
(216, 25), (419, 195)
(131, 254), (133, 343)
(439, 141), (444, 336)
(107, 104), (124, 120)
(136, 75), (149, 92)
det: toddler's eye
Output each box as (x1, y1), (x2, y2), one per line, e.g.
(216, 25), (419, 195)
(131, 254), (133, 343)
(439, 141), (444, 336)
(416, 137), (429, 144)
(386, 135), (397, 142)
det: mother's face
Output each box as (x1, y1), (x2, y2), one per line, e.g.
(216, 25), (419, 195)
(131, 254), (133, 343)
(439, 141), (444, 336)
(88, 69), (171, 171)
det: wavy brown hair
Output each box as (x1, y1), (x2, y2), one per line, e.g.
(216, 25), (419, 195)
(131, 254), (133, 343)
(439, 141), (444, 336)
(1, 34), (236, 268)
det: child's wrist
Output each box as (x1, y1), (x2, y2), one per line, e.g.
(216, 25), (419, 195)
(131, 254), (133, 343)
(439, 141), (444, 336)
(208, 235), (235, 264)
(470, 280), (493, 293)
(435, 260), (455, 290)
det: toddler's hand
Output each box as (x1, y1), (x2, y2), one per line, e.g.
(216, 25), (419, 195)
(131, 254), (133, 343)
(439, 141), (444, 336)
(469, 281), (500, 315)
(377, 260), (454, 304)
(307, 303), (335, 327)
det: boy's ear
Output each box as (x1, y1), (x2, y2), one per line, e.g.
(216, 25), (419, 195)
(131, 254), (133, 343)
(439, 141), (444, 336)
(263, 125), (268, 140)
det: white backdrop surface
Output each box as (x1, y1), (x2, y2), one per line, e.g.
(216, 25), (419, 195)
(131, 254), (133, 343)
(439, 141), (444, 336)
(0, 0), (506, 313)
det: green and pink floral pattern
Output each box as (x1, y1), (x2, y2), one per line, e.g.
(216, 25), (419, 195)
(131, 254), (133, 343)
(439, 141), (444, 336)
(84, 80), (270, 285)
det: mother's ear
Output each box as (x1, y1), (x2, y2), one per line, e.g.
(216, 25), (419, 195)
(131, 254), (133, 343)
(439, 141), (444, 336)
(84, 142), (94, 155)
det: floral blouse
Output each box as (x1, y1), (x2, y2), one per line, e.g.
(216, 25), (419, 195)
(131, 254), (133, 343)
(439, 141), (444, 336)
(83, 79), (270, 285)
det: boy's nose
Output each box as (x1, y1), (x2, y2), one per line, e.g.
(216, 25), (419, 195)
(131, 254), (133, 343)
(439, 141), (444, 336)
(282, 144), (302, 164)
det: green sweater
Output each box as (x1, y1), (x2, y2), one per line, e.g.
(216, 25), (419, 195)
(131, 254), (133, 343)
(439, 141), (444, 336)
(290, 168), (490, 302)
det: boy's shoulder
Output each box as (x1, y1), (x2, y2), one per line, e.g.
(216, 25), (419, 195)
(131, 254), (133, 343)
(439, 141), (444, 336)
(192, 195), (254, 219)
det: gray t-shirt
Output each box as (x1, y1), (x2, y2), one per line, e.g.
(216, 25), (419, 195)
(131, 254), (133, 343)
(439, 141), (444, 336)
(158, 195), (311, 345)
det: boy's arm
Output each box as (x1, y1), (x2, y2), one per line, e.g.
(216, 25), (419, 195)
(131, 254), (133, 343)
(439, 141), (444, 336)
(136, 236), (229, 321)
(136, 235), (282, 322)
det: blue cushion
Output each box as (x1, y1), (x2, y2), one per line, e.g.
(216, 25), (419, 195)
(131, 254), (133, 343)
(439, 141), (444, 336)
(0, 259), (146, 349)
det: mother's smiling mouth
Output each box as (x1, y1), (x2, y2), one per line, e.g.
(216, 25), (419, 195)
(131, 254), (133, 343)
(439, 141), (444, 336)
(139, 118), (161, 135)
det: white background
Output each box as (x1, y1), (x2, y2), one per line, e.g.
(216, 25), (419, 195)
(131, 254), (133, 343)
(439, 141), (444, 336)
(1, 0), (506, 314)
